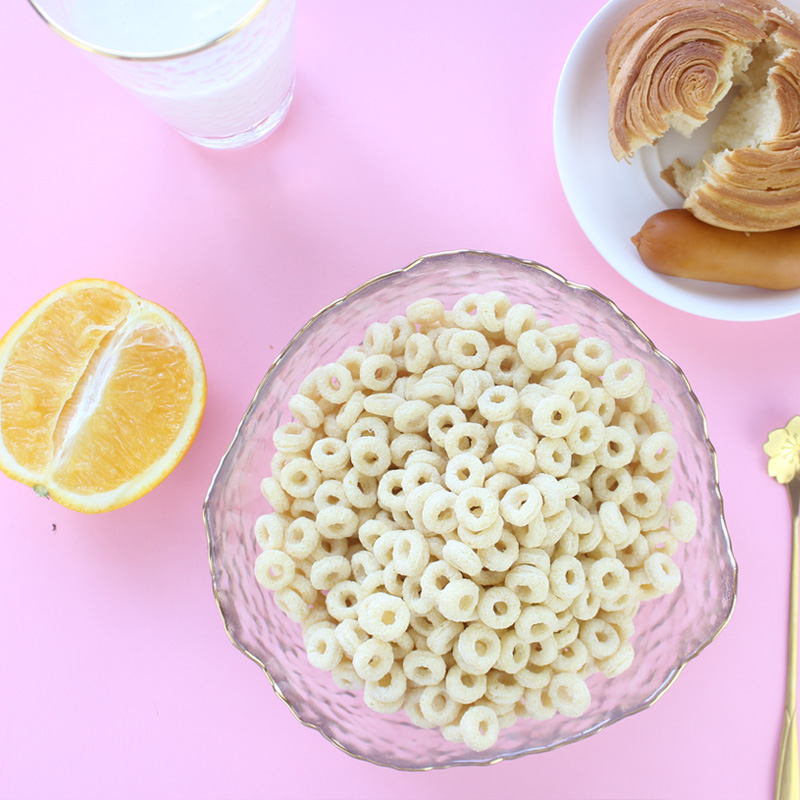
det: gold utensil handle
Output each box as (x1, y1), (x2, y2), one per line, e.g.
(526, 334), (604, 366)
(777, 480), (800, 800)
(776, 708), (799, 800)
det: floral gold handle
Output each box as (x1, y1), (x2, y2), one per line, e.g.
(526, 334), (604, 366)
(764, 419), (800, 800)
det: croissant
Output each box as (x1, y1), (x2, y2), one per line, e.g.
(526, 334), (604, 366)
(607, 0), (800, 232)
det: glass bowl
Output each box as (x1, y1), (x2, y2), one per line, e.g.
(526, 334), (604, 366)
(203, 250), (737, 770)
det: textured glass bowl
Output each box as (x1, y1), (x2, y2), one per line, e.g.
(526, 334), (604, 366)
(203, 250), (738, 770)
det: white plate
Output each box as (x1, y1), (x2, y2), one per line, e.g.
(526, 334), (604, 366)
(553, 0), (800, 321)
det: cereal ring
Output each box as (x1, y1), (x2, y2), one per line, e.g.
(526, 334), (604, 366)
(438, 578), (481, 622)
(283, 517), (321, 560)
(644, 551), (682, 594)
(477, 529), (519, 572)
(426, 618), (464, 656)
(570, 585), (602, 622)
(334, 618), (370, 658)
(669, 500), (698, 543)
(477, 291), (511, 333)
(574, 337), (614, 376)
(523, 687), (556, 720)
(516, 663), (552, 691)
(439, 540), (481, 578)
(552, 638), (589, 673)
(478, 586), (521, 629)
(389, 433), (431, 468)
(528, 634), (558, 666)
(549, 672), (591, 716)
(452, 293), (484, 331)
(444, 453), (486, 494)
(549, 555), (586, 601)
(349, 436), (392, 478)
(535, 437), (572, 478)
(254, 512), (288, 551)
(310, 437), (350, 475)
(392, 399), (433, 435)
(310, 555), (351, 590)
(324, 579), (359, 622)
(403, 332), (436, 374)
(492, 444), (536, 477)
(563, 410), (603, 456)
(278, 457), (321, 499)
(363, 391), (404, 419)
(622, 476), (662, 519)
(545, 323), (581, 350)
(365, 662), (408, 705)
(419, 684), (462, 727)
(331, 659), (365, 691)
(453, 622), (502, 675)
(504, 564), (549, 605)
(499, 484), (543, 527)
(459, 704), (500, 752)
(445, 665), (487, 705)
(316, 362), (355, 404)
(448, 329), (490, 369)
(288, 393), (325, 429)
(389, 316), (415, 354)
(274, 586), (311, 623)
(377, 469), (407, 514)
(420, 559), (461, 605)
(485, 345), (524, 387)
(402, 650), (447, 686)
(358, 592), (411, 642)
(478, 385), (520, 422)
(532, 394), (577, 439)
(486, 670), (525, 707)
(406, 297), (445, 327)
(363, 321), (394, 355)
(455, 487), (500, 532)
(272, 421), (315, 455)
(254, 549), (296, 591)
(444, 421), (490, 459)
(595, 425), (635, 469)
(412, 375), (455, 407)
(587, 557), (631, 602)
(335, 390), (366, 433)
(579, 618), (621, 660)
(591, 466), (634, 505)
(643, 401), (672, 434)
(392, 530), (431, 577)
(305, 625), (344, 671)
(422, 489), (459, 534)
(453, 369), (492, 410)
(598, 640), (635, 678)
(602, 358), (645, 400)
(503, 303), (538, 344)
(316, 505), (359, 540)
(517, 329), (557, 372)
(515, 606), (558, 644)
(259, 477), (291, 515)
(495, 632), (531, 675)
(313, 479), (349, 510)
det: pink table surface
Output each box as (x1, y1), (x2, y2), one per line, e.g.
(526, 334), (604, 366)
(0, 2), (797, 799)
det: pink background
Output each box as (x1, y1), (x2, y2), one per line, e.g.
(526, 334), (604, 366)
(0, 1), (796, 798)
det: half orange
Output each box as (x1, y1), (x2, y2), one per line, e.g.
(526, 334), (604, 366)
(0, 278), (207, 513)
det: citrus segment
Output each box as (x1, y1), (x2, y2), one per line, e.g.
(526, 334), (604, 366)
(0, 279), (206, 513)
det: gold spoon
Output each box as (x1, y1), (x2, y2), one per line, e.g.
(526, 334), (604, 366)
(765, 417), (800, 800)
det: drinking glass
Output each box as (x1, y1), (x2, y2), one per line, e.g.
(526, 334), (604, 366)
(27, 0), (297, 149)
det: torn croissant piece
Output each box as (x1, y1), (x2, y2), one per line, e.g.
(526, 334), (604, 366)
(607, 0), (800, 232)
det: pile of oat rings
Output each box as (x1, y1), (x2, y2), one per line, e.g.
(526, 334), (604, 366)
(253, 291), (697, 752)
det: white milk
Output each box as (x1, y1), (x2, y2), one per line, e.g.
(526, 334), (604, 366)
(52, 0), (296, 145)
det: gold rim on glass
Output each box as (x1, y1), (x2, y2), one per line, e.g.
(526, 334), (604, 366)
(25, 0), (272, 61)
(203, 249), (739, 770)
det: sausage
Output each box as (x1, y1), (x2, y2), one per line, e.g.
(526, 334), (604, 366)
(631, 209), (800, 290)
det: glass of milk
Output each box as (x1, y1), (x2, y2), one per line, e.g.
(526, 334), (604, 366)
(27, 0), (296, 149)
